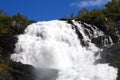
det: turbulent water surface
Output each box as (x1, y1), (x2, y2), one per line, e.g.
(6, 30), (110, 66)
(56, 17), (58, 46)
(11, 20), (118, 80)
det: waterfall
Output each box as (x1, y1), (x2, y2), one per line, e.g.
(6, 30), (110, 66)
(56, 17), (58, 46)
(11, 20), (118, 80)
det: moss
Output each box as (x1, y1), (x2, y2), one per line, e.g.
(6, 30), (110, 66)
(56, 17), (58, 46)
(0, 63), (8, 72)
(110, 59), (120, 80)
(0, 59), (30, 80)
(0, 58), (13, 80)
(0, 58), (11, 72)
(0, 64), (13, 80)
(111, 59), (120, 68)
(0, 47), (2, 53)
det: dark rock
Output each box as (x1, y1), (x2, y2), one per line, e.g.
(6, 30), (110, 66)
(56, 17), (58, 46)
(10, 62), (35, 80)
(99, 42), (120, 63)
(92, 36), (113, 48)
(0, 36), (17, 58)
(0, 72), (13, 80)
(0, 55), (35, 80)
(111, 34), (119, 43)
(92, 36), (103, 47)
(0, 23), (36, 80)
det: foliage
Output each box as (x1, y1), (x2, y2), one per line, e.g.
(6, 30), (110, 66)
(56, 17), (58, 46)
(0, 10), (9, 16)
(0, 0), (119, 79)
(68, 0), (120, 35)
(12, 13), (28, 25)
(0, 11), (35, 80)
(0, 12), (35, 36)
(70, 12), (75, 19)
(104, 0), (120, 22)
(0, 16), (12, 35)
(78, 8), (88, 17)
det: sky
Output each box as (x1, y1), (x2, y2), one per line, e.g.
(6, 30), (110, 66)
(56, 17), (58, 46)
(0, 0), (111, 21)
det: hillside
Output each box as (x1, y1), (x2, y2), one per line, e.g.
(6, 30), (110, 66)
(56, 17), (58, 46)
(0, 0), (120, 80)
(0, 13), (35, 80)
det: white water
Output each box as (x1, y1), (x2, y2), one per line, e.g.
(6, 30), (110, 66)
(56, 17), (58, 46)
(11, 20), (117, 80)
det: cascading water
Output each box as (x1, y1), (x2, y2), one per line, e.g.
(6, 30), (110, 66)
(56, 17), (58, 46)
(11, 20), (118, 80)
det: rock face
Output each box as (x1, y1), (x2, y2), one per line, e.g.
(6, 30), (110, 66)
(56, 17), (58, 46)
(0, 33), (35, 80)
(10, 62), (35, 80)
(0, 15), (36, 80)
(0, 19), (120, 80)
(99, 42), (120, 63)
(0, 59), (35, 80)
(96, 42), (120, 80)
(0, 35), (36, 80)
(0, 36), (17, 58)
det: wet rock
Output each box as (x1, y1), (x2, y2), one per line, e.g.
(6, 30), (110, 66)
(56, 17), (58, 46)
(99, 42), (120, 63)
(10, 62), (35, 80)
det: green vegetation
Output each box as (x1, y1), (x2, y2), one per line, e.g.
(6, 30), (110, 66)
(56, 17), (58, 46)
(77, 1), (120, 79)
(0, 11), (35, 36)
(0, 10), (35, 53)
(0, 10), (35, 80)
(0, 0), (120, 79)
(0, 10), (35, 58)
(64, 0), (120, 35)
(61, 1), (120, 79)
(0, 10), (9, 16)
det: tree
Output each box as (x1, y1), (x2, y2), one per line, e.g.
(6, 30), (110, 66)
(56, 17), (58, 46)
(70, 12), (75, 19)
(12, 13), (28, 25)
(0, 10), (9, 16)
(104, 0), (120, 22)
(78, 8), (88, 17)
(105, 0), (120, 13)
